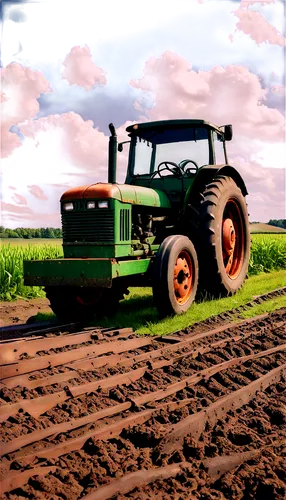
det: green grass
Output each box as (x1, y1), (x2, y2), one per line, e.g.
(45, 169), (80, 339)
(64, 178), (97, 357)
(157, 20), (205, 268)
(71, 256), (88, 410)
(96, 270), (286, 334)
(237, 295), (286, 319)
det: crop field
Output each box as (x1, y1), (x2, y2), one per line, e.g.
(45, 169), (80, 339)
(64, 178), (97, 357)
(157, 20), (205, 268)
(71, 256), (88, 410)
(0, 243), (63, 300)
(1, 234), (286, 301)
(250, 223), (286, 234)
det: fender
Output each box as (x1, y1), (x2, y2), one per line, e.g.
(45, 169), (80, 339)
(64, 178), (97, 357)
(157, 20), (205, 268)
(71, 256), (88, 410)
(183, 164), (248, 231)
(184, 164), (247, 207)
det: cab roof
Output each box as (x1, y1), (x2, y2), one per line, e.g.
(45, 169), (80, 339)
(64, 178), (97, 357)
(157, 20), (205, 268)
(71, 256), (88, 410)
(126, 119), (224, 145)
(126, 119), (223, 134)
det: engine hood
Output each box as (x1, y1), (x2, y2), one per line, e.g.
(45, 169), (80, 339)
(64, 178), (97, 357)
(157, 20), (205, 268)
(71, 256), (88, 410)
(61, 183), (171, 208)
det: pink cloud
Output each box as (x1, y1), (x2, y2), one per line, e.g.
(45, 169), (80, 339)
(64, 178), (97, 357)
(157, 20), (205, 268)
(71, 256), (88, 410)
(231, 0), (286, 47)
(240, 0), (275, 6)
(130, 51), (284, 142)
(8, 186), (16, 190)
(1, 63), (52, 158)
(62, 45), (107, 90)
(229, 157), (285, 221)
(1, 208), (60, 228)
(13, 193), (28, 205)
(129, 51), (285, 221)
(21, 112), (108, 172)
(1, 202), (33, 215)
(28, 185), (48, 200)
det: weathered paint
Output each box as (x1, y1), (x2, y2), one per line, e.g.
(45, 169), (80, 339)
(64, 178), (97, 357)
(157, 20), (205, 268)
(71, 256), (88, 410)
(63, 243), (133, 259)
(24, 257), (152, 287)
(61, 183), (171, 208)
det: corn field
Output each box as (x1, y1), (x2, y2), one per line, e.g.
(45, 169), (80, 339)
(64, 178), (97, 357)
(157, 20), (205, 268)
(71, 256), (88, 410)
(0, 244), (63, 300)
(249, 234), (286, 275)
(0, 235), (286, 300)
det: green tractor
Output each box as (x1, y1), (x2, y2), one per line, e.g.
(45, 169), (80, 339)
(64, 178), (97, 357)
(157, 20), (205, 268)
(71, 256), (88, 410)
(24, 120), (250, 320)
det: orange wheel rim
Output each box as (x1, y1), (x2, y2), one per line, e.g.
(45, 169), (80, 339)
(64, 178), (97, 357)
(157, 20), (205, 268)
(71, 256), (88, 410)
(173, 250), (193, 304)
(222, 199), (245, 279)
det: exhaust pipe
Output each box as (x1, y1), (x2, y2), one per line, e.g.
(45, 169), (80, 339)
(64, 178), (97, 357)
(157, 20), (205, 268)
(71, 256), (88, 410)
(108, 123), (117, 184)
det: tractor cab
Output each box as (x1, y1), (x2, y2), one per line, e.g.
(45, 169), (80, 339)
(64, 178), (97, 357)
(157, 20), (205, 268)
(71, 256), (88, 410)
(123, 120), (231, 206)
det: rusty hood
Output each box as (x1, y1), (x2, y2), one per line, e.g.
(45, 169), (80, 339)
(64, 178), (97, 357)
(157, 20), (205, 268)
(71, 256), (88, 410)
(61, 183), (171, 208)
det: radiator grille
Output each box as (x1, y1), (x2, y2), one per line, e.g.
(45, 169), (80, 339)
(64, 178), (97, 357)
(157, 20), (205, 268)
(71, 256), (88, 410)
(120, 209), (130, 241)
(62, 209), (114, 242)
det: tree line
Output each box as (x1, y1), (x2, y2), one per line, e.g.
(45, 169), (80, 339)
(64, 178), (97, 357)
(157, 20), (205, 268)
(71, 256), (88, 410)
(0, 227), (62, 239)
(1, 219), (285, 239)
(268, 219), (286, 230)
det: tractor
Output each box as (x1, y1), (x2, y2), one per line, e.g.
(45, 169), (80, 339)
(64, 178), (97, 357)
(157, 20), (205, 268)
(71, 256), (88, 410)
(24, 119), (250, 320)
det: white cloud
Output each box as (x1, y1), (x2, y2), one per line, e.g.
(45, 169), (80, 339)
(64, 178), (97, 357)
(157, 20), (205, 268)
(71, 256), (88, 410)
(249, 141), (286, 169)
(216, 27), (235, 46)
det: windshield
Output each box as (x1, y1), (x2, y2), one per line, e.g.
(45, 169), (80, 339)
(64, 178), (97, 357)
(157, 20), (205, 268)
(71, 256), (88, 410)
(131, 127), (210, 176)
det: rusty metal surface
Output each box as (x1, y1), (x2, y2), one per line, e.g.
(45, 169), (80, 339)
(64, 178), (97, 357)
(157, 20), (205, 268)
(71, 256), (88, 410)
(0, 321), (79, 340)
(0, 402), (131, 457)
(0, 325), (135, 374)
(2, 336), (284, 420)
(12, 399), (193, 465)
(82, 462), (192, 500)
(0, 466), (57, 495)
(1, 336), (152, 379)
(0, 345), (286, 455)
(0, 331), (94, 365)
(0, 335), (224, 390)
(158, 363), (286, 456)
(202, 439), (286, 481)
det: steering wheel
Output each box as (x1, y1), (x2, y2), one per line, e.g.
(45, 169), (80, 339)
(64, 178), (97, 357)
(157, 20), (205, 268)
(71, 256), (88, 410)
(178, 159), (199, 176)
(153, 161), (184, 179)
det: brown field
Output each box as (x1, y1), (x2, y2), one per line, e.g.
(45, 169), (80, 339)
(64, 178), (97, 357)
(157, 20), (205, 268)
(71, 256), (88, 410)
(250, 223), (286, 233)
(0, 306), (285, 499)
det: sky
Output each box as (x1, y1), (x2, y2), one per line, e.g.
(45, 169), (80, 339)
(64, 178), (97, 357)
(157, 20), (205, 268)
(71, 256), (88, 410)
(0, 0), (285, 228)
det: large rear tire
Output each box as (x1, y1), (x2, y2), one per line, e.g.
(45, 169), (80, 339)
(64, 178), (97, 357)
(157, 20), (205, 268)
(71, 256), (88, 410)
(197, 175), (250, 297)
(152, 235), (199, 317)
(45, 282), (127, 322)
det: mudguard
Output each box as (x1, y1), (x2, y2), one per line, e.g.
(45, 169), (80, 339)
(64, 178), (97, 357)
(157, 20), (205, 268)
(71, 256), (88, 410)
(61, 183), (171, 209)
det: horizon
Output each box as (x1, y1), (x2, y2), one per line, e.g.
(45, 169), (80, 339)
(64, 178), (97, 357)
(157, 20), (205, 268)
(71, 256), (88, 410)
(2, 219), (286, 232)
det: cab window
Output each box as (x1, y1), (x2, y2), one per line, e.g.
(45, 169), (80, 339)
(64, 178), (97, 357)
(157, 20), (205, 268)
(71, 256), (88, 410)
(214, 132), (226, 164)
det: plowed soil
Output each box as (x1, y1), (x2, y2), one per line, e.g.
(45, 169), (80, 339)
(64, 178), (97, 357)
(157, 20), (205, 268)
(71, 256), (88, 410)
(0, 309), (285, 500)
(0, 298), (51, 327)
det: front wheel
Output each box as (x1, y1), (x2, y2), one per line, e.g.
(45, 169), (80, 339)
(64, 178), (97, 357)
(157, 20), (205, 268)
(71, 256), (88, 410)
(45, 282), (127, 322)
(152, 235), (199, 317)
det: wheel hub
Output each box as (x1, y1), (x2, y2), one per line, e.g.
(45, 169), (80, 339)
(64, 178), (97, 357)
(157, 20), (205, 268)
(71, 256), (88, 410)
(174, 253), (192, 304)
(223, 218), (236, 255)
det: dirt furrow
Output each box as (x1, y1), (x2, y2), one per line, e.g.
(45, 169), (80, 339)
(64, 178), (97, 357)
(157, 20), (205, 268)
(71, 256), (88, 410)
(0, 308), (285, 499)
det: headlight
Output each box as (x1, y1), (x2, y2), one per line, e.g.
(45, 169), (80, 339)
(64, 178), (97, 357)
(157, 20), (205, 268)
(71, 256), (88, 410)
(87, 201), (96, 209)
(98, 201), (108, 208)
(63, 202), (74, 211)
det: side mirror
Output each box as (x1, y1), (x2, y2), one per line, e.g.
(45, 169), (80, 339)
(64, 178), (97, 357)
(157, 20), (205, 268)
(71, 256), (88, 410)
(224, 124), (233, 141)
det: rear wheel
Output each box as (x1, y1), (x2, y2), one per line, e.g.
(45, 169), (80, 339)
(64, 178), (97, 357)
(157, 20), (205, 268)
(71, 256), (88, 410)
(45, 282), (127, 322)
(152, 235), (198, 316)
(197, 175), (250, 297)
